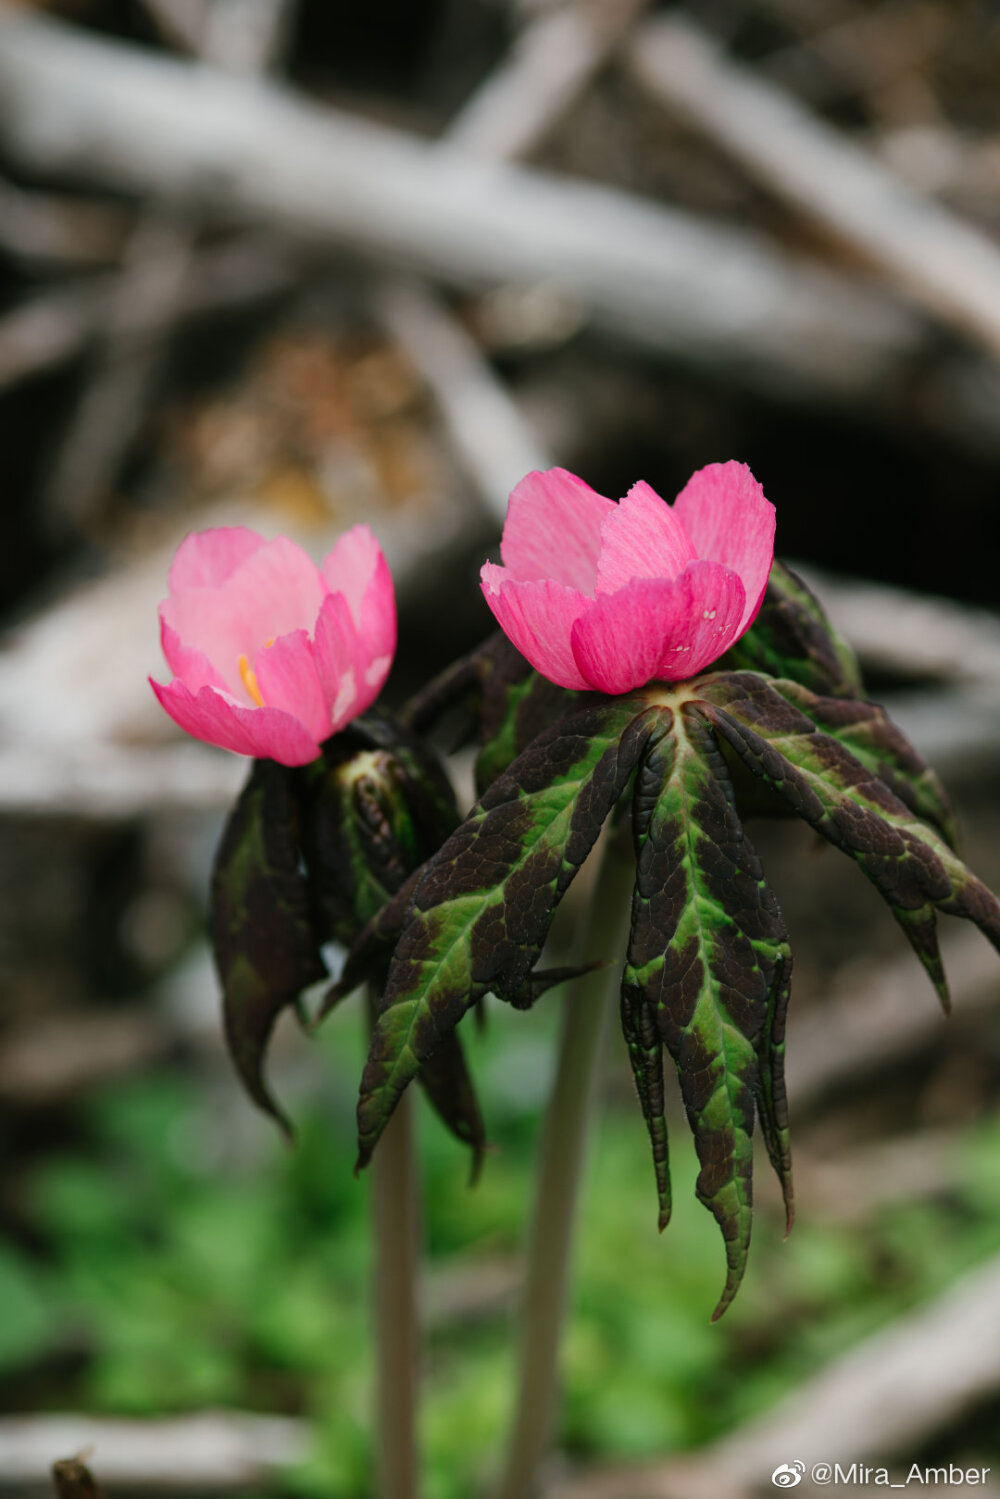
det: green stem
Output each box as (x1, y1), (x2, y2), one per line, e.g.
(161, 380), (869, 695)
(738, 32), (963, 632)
(370, 1004), (421, 1499)
(494, 827), (635, 1499)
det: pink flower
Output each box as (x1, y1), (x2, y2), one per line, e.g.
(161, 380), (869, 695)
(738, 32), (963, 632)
(480, 463), (775, 694)
(151, 525), (396, 766)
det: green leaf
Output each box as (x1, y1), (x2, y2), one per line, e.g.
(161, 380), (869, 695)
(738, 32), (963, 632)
(356, 696), (658, 1168)
(623, 706), (791, 1319)
(303, 715), (489, 1159)
(698, 672), (1000, 1010)
(720, 561), (863, 699)
(210, 759), (327, 1133)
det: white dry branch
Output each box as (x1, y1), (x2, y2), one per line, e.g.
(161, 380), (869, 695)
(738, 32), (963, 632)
(0, 236), (303, 395)
(376, 280), (550, 527)
(375, 0), (645, 522)
(798, 566), (1000, 692)
(548, 1249), (1000, 1499)
(0, 1412), (308, 1491)
(0, 176), (128, 267)
(0, 4), (923, 406)
(787, 924), (1000, 1113)
(38, 0), (299, 542)
(625, 13), (1000, 363)
(446, 0), (653, 162)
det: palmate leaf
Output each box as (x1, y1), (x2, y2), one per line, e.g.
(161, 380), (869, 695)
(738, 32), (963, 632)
(697, 672), (1000, 1008)
(356, 695), (658, 1167)
(623, 707), (792, 1320)
(720, 560), (863, 699)
(355, 632), (1000, 1314)
(210, 758), (327, 1133)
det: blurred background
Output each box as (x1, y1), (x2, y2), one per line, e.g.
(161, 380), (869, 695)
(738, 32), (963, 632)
(2, 0), (1000, 1494)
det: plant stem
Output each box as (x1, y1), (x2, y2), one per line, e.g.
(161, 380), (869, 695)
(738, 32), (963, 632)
(494, 827), (635, 1499)
(371, 1027), (421, 1499)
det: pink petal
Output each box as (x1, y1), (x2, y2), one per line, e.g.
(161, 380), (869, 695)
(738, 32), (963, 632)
(570, 563), (746, 694)
(355, 552), (396, 674)
(671, 462), (775, 632)
(500, 468), (616, 593)
(167, 526), (265, 592)
(159, 618), (229, 694)
(320, 525), (376, 621)
(319, 526), (396, 701)
(150, 679), (322, 765)
(595, 480), (697, 595)
(253, 629), (332, 744)
(162, 535), (327, 694)
(312, 591), (364, 732)
(480, 563), (591, 690)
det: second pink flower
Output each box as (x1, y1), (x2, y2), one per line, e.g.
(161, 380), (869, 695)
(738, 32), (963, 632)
(480, 462), (775, 695)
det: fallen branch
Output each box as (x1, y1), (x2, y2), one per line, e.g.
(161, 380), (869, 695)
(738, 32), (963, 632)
(549, 1248), (1000, 1498)
(376, 280), (549, 527)
(625, 13), (1000, 363)
(0, 5), (923, 405)
(39, 0), (299, 542)
(796, 565), (1000, 691)
(0, 236), (303, 395)
(446, 0), (653, 161)
(0, 176), (128, 267)
(787, 924), (1000, 1114)
(0, 1413), (307, 1490)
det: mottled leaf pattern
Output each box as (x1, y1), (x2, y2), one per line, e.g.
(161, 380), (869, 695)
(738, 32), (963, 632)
(623, 705), (791, 1318)
(721, 560), (863, 699)
(698, 672), (1000, 1009)
(210, 758), (327, 1132)
(768, 678), (957, 847)
(302, 714), (486, 1158)
(356, 697), (657, 1167)
(336, 568), (1000, 1317)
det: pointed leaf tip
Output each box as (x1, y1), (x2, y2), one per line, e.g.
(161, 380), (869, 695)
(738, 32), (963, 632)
(357, 696), (658, 1165)
(624, 705), (789, 1314)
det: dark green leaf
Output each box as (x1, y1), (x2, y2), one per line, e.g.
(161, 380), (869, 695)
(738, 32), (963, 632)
(698, 672), (1000, 1010)
(768, 678), (957, 848)
(210, 759), (327, 1132)
(721, 561), (863, 699)
(356, 696), (658, 1168)
(623, 707), (791, 1319)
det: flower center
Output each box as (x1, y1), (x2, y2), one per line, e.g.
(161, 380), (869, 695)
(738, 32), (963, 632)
(238, 639), (275, 708)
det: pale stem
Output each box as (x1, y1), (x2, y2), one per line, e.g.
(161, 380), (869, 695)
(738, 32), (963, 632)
(370, 1006), (421, 1499)
(494, 826), (635, 1499)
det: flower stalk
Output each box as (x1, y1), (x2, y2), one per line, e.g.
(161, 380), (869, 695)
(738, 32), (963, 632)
(371, 1071), (421, 1499)
(494, 822), (636, 1499)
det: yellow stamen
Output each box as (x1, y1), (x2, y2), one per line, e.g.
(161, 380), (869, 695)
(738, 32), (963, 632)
(238, 653), (265, 707)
